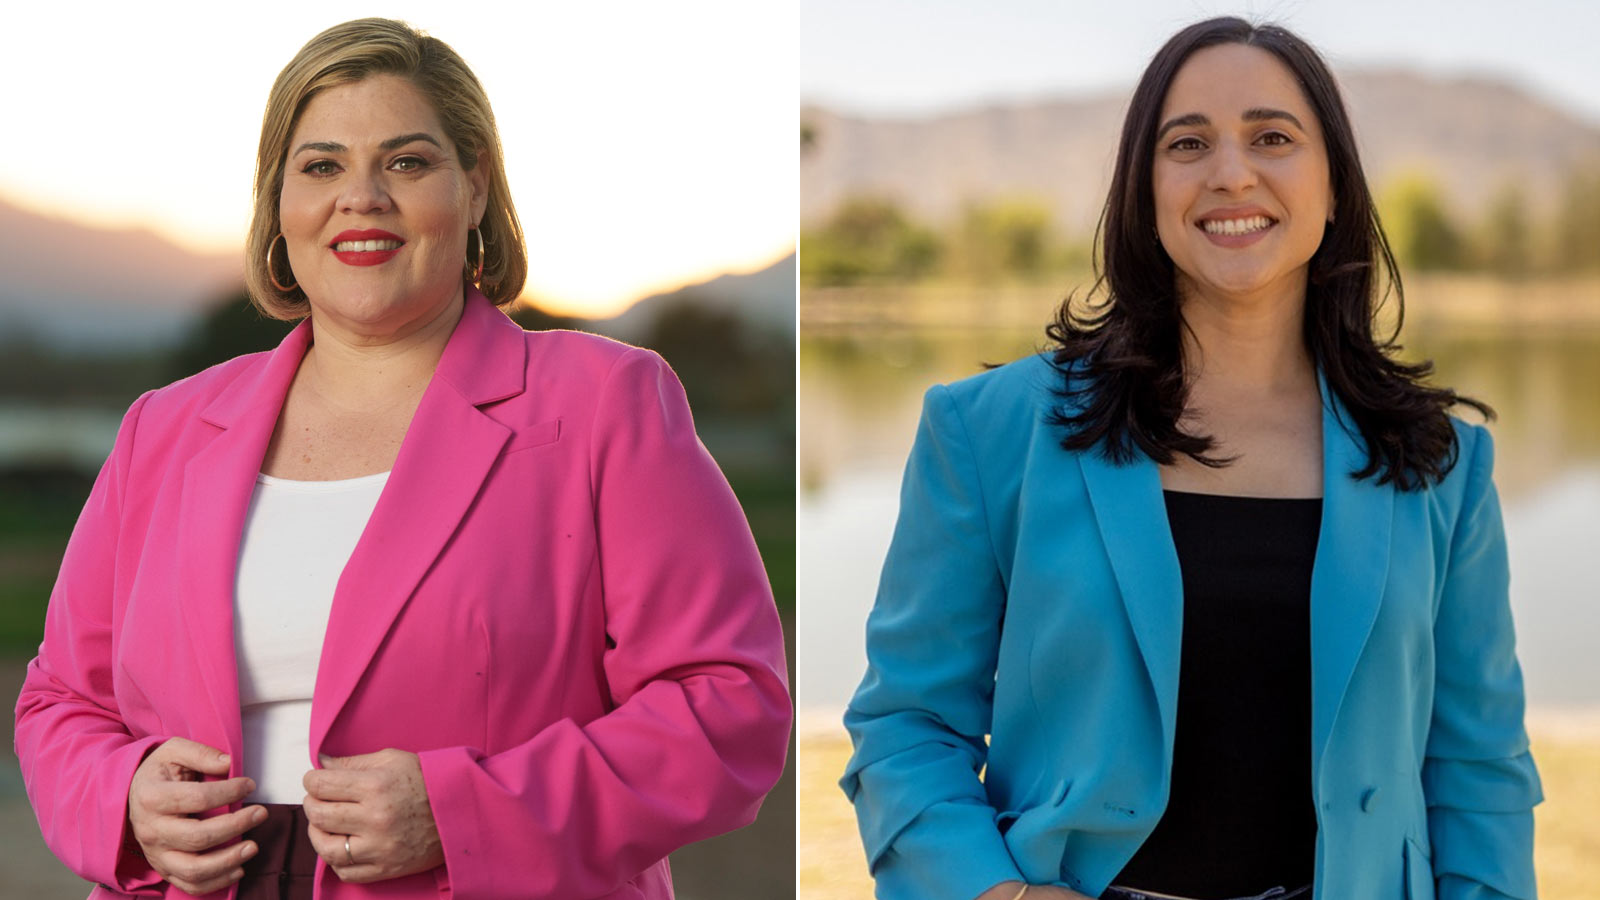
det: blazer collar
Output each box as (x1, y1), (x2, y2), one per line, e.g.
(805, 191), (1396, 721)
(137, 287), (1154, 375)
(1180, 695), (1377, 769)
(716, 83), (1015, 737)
(429, 286), (529, 406)
(310, 290), (527, 754)
(1075, 368), (1394, 780)
(1307, 368), (1393, 782)
(173, 289), (528, 762)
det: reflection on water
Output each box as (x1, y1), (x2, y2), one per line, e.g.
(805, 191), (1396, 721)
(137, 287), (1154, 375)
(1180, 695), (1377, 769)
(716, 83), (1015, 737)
(800, 324), (1600, 709)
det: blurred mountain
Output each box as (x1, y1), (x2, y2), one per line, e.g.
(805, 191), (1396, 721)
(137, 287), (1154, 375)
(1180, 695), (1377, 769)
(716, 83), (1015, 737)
(593, 253), (795, 343)
(0, 189), (794, 354)
(801, 66), (1600, 234)
(0, 195), (242, 351)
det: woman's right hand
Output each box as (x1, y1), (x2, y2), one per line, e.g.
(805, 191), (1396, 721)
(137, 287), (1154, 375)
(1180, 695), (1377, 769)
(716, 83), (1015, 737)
(126, 737), (268, 895)
(976, 882), (1093, 900)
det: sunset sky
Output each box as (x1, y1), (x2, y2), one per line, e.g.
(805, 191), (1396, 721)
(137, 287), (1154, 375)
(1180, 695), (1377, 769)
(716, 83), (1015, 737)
(1, 2), (796, 317)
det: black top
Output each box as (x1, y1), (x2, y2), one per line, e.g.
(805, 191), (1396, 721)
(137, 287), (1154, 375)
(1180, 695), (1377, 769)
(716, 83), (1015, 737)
(1111, 490), (1322, 899)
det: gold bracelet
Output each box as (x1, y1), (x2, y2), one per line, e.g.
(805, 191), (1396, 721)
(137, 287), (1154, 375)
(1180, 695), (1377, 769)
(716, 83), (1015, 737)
(1009, 885), (1029, 900)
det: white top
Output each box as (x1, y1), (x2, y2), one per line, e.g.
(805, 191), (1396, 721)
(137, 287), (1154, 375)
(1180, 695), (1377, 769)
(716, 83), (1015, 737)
(233, 470), (389, 803)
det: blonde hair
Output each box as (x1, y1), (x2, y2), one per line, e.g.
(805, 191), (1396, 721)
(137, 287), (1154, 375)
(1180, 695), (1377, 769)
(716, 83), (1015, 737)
(246, 18), (527, 319)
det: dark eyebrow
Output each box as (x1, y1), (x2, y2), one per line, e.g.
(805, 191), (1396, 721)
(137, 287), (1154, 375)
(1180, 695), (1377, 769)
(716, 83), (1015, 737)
(1156, 107), (1307, 142)
(1242, 107), (1305, 131)
(1155, 113), (1208, 140)
(292, 140), (345, 156)
(290, 133), (444, 156)
(380, 132), (444, 151)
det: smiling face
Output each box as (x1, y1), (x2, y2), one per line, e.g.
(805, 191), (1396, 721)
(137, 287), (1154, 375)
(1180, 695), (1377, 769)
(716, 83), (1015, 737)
(279, 73), (488, 336)
(1152, 42), (1333, 309)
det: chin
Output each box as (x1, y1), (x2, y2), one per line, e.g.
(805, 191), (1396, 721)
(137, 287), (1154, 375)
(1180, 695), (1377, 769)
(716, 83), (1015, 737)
(306, 288), (406, 323)
(1183, 260), (1310, 303)
(1209, 275), (1279, 298)
(320, 290), (398, 317)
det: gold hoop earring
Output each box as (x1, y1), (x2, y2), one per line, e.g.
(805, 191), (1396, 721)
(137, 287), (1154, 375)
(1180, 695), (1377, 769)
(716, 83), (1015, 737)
(466, 226), (485, 286)
(266, 233), (297, 292)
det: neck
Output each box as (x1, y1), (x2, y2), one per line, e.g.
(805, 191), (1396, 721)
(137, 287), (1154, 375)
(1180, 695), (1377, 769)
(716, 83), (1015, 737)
(300, 289), (466, 412)
(1176, 277), (1315, 395)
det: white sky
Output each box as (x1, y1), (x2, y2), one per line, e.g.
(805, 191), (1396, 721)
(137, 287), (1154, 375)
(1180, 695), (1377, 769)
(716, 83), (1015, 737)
(1, 1), (797, 317)
(803, 0), (1600, 124)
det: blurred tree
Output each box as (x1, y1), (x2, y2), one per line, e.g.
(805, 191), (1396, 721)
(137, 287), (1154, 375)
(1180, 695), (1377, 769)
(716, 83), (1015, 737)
(170, 288), (294, 381)
(1553, 161), (1600, 273)
(957, 198), (1056, 280)
(0, 332), (169, 406)
(799, 197), (942, 286)
(1379, 175), (1466, 271)
(1476, 182), (1532, 277)
(1053, 236), (1095, 274)
(508, 302), (584, 332)
(641, 299), (792, 421)
(800, 119), (817, 156)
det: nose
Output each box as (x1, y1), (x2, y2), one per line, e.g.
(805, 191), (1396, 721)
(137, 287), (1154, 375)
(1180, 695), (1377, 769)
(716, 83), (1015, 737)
(1205, 139), (1258, 194)
(337, 164), (393, 215)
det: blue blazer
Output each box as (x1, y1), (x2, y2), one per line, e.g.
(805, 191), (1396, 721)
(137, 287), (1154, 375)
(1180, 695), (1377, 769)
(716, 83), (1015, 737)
(842, 354), (1542, 900)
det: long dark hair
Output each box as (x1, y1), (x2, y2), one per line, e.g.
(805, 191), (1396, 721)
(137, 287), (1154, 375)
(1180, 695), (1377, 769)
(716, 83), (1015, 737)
(1046, 17), (1489, 490)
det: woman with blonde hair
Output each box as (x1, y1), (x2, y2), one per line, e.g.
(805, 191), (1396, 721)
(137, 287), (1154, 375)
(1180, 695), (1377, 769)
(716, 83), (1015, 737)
(16, 18), (790, 900)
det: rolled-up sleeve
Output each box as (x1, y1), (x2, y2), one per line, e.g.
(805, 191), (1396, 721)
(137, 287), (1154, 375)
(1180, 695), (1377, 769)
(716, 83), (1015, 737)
(1423, 424), (1543, 900)
(841, 384), (1022, 900)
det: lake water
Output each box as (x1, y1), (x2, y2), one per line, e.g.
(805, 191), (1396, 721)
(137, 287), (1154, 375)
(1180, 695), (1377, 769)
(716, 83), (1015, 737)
(799, 323), (1600, 711)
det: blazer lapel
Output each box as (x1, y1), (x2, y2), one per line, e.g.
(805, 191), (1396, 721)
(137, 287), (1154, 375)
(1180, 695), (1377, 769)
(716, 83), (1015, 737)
(309, 291), (527, 756)
(177, 321), (314, 762)
(1078, 446), (1184, 759)
(1308, 371), (1393, 782)
(1075, 370), (1395, 775)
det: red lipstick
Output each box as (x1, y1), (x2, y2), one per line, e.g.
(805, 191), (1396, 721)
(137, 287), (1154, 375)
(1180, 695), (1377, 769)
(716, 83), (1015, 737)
(329, 229), (405, 266)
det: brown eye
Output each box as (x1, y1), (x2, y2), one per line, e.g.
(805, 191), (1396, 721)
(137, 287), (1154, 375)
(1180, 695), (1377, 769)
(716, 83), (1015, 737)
(1258, 131), (1292, 146)
(1168, 136), (1206, 152)
(390, 156), (427, 172)
(303, 160), (339, 176)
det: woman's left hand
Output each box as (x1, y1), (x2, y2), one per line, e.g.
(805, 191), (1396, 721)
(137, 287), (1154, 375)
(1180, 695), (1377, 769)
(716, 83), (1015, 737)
(303, 748), (444, 883)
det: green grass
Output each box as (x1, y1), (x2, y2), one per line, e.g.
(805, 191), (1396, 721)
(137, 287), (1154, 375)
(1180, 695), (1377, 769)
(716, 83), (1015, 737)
(0, 476), (82, 653)
(0, 573), (52, 655)
(726, 464), (797, 613)
(0, 478), (88, 544)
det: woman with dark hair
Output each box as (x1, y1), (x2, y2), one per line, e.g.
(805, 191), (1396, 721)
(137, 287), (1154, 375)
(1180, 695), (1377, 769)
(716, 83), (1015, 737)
(842, 17), (1539, 900)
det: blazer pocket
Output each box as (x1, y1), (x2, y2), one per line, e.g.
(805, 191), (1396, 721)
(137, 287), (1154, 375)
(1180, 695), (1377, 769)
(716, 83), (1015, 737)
(1404, 836), (1436, 900)
(501, 418), (561, 456)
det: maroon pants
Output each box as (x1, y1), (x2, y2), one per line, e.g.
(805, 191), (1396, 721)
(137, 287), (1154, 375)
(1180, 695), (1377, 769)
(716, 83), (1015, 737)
(236, 804), (318, 900)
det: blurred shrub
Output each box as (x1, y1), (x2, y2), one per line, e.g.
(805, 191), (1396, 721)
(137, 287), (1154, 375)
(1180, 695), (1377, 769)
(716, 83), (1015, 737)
(643, 299), (793, 422)
(1553, 161), (1600, 273)
(1473, 183), (1533, 277)
(170, 288), (294, 381)
(800, 197), (943, 285)
(1380, 174), (1467, 271)
(509, 303), (585, 332)
(956, 198), (1056, 281)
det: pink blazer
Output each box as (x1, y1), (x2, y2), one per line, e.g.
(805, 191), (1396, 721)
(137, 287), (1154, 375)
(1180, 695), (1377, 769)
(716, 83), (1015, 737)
(14, 290), (792, 900)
